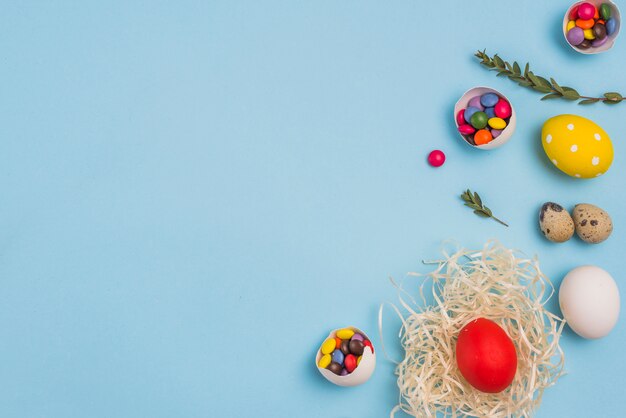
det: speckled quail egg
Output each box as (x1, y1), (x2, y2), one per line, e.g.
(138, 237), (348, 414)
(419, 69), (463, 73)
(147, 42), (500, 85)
(572, 203), (613, 244)
(539, 202), (575, 243)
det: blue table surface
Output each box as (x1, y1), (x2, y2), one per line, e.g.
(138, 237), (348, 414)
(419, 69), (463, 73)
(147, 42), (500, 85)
(1, 1), (624, 417)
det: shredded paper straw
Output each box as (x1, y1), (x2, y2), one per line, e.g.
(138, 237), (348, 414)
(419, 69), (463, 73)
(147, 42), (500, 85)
(381, 241), (565, 418)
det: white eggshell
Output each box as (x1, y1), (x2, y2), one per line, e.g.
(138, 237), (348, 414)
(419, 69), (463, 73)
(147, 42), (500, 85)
(453, 87), (517, 150)
(315, 326), (376, 387)
(563, 0), (621, 55)
(559, 265), (620, 339)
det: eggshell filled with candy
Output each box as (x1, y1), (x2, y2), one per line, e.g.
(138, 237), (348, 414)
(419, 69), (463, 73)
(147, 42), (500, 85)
(455, 318), (517, 393)
(559, 266), (620, 339)
(564, 1), (621, 54)
(315, 326), (375, 386)
(453, 87), (516, 150)
(541, 114), (613, 178)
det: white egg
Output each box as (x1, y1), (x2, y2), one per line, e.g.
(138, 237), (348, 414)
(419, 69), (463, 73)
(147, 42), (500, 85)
(559, 266), (620, 339)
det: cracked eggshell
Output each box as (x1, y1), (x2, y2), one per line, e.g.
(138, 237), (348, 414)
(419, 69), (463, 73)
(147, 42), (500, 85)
(572, 203), (613, 243)
(539, 202), (575, 243)
(315, 326), (375, 387)
(453, 87), (516, 150)
(564, 0), (621, 54)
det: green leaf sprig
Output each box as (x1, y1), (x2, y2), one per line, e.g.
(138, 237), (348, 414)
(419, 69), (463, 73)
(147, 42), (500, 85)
(461, 189), (508, 227)
(475, 50), (624, 105)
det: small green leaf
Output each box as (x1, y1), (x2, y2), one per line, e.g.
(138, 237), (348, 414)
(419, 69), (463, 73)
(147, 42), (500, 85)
(536, 76), (552, 88)
(494, 55), (505, 68)
(550, 78), (564, 95)
(497, 70), (511, 77)
(563, 90), (581, 100)
(604, 92), (623, 101)
(531, 85), (553, 94)
(524, 63), (530, 76)
(541, 93), (561, 100)
(474, 210), (490, 218)
(473, 192), (482, 207)
(513, 61), (521, 75)
(527, 71), (540, 86)
(578, 98), (600, 105)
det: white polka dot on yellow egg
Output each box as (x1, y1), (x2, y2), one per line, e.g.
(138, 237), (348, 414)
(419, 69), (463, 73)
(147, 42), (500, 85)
(541, 114), (613, 179)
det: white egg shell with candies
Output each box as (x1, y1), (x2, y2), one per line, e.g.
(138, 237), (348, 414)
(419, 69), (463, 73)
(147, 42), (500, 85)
(559, 265), (620, 339)
(315, 326), (376, 387)
(542, 114), (614, 178)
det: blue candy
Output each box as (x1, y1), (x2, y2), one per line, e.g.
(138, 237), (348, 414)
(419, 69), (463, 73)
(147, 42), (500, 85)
(480, 93), (499, 108)
(485, 107), (496, 118)
(331, 349), (344, 365)
(464, 107), (481, 123)
(606, 18), (617, 36)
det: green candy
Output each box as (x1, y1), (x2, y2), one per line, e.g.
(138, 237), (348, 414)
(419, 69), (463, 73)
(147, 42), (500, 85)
(600, 3), (611, 21)
(470, 111), (488, 129)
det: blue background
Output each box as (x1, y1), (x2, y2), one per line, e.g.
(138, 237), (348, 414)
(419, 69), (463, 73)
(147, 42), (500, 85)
(1, 1), (624, 417)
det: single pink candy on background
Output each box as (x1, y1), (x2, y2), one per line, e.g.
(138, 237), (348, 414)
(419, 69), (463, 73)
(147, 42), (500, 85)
(427, 150), (446, 167)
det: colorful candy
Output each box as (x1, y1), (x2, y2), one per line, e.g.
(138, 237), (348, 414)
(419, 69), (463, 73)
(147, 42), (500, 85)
(318, 354), (331, 368)
(321, 338), (336, 355)
(427, 150), (446, 167)
(317, 329), (374, 376)
(565, 3), (617, 50)
(331, 349), (344, 364)
(567, 27), (585, 45)
(336, 328), (354, 339)
(456, 92), (511, 146)
(606, 18), (617, 35)
(578, 2), (596, 20)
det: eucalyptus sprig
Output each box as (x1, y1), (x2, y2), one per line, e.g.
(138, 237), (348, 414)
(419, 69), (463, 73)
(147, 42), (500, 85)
(461, 189), (509, 227)
(475, 50), (624, 105)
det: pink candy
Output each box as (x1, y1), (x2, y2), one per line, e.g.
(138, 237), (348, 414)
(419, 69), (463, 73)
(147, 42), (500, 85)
(494, 99), (512, 119)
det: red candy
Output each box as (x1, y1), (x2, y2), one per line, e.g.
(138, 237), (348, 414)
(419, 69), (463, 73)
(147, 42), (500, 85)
(577, 2), (596, 20)
(569, 5), (580, 20)
(456, 109), (465, 125)
(458, 124), (476, 135)
(427, 150), (446, 167)
(344, 354), (357, 373)
(494, 99), (512, 119)
(363, 339), (373, 353)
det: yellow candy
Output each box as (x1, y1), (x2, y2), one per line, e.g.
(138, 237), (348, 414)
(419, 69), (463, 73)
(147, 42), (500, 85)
(336, 328), (354, 339)
(584, 28), (595, 40)
(318, 354), (331, 368)
(542, 114), (614, 179)
(357, 356), (362, 366)
(567, 20), (576, 31)
(488, 117), (506, 130)
(320, 338), (336, 355)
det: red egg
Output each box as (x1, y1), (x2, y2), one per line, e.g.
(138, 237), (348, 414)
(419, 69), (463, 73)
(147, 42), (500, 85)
(455, 318), (517, 393)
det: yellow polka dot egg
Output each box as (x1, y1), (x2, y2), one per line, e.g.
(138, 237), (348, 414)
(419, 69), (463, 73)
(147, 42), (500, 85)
(542, 114), (613, 179)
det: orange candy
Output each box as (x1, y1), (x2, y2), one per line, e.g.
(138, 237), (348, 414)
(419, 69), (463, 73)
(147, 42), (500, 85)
(594, 7), (600, 19)
(474, 129), (493, 145)
(334, 337), (342, 349)
(576, 18), (595, 29)
(597, 19), (605, 25)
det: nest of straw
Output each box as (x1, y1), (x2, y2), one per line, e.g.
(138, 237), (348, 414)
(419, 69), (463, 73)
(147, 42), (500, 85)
(388, 242), (565, 418)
